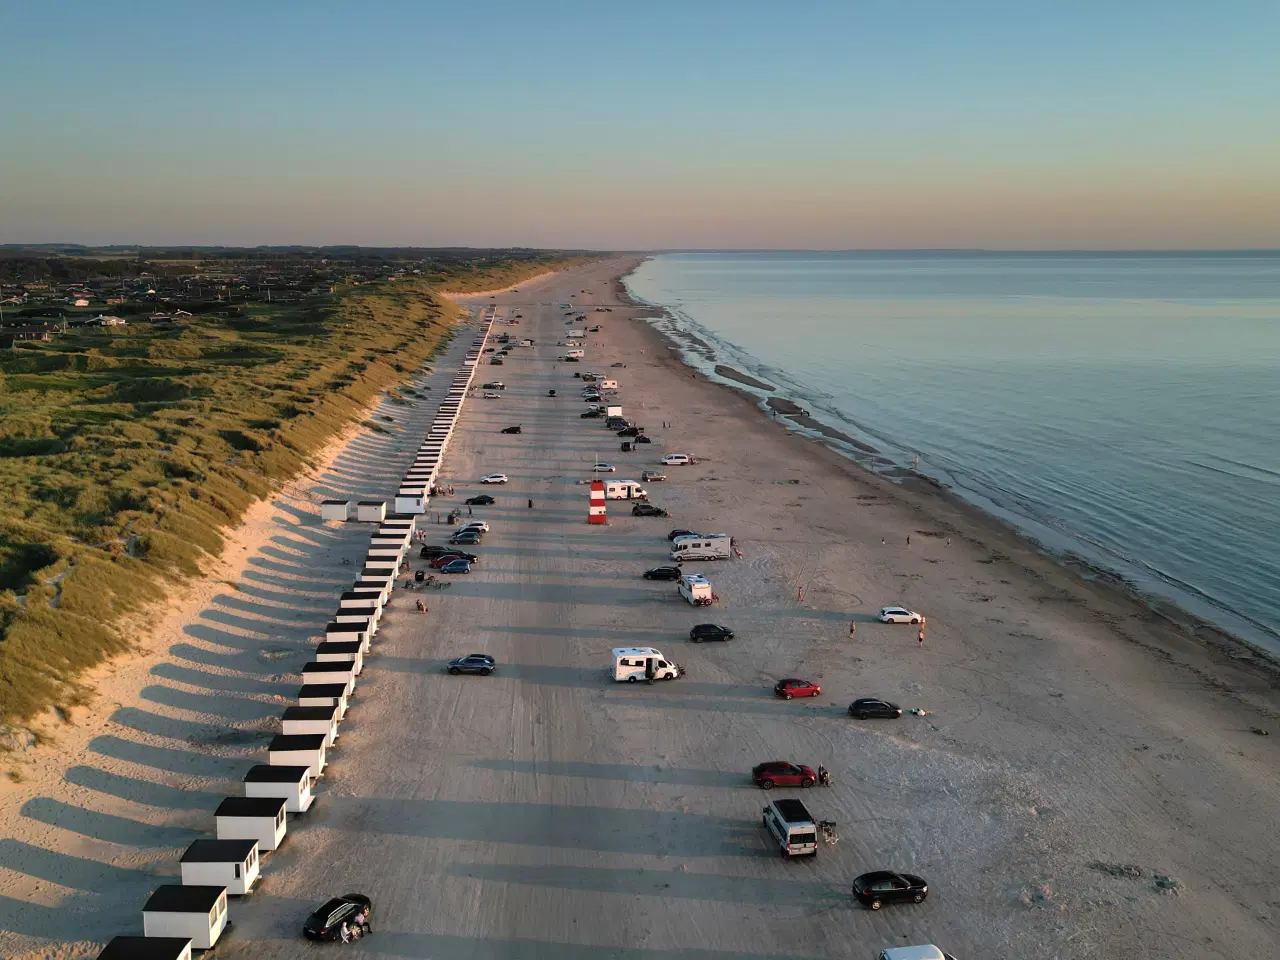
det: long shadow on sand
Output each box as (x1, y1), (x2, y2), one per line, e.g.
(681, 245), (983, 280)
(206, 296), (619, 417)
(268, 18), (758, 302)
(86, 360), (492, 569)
(470, 759), (742, 788)
(358, 931), (827, 960)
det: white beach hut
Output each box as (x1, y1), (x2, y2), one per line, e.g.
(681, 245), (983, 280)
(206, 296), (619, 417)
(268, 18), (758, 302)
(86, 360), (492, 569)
(316, 639), (363, 674)
(301, 660), (356, 694)
(268, 732), (329, 779)
(320, 500), (352, 522)
(297, 682), (349, 721)
(97, 936), (193, 960)
(179, 839), (259, 896)
(215, 796), (287, 852)
(282, 704), (340, 746)
(243, 763), (314, 813)
(142, 885), (228, 950)
(355, 501), (387, 522)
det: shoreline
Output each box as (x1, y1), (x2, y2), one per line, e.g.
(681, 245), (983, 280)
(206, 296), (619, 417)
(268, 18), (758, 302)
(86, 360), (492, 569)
(616, 264), (1280, 676)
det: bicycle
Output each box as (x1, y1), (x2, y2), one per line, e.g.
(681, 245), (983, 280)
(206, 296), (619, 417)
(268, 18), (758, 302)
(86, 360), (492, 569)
(819, 820), (839, 845)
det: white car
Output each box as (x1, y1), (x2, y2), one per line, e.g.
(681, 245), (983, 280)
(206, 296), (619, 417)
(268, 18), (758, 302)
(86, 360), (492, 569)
(592, 463), (616, 473)
(456, 521), (490, 533)
(878, 606), (924, 624)
(480, 474), (509, 484)
(482, 392), (502, 399)
(661, 453), (695, 465)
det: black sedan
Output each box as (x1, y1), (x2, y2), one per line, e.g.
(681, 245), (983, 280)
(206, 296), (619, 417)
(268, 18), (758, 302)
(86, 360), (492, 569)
(848, 698), (903, 719)
(581, 409), (602, 418)
(302, 893), (372, 941)
(448, 654), (496, 676)
(422, 546), (477, 562)
(632, 503), (669, 518)
(635, 434), (653, 444)
(465, 494), (496, 506)
(501, 425), (522, 434)
(643, 566), (682, 581)
(851, 871), (928, 910)
(690, 623), (734, 643)
(449, 531), (482, 545)
(668, 528), (700, 541)
(616, 427), (640, 437)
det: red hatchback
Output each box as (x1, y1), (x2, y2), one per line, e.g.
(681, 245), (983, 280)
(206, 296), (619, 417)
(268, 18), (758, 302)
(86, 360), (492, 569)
(751, 761), (817, 789)
(774, 678), (821, 700)
(429, 554), (463, 569)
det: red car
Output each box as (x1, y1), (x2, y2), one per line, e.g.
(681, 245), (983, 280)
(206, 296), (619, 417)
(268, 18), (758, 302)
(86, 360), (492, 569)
(751, 761), (817, 789)
(774, 678), (821, 700)
(429, 554), (466, 569)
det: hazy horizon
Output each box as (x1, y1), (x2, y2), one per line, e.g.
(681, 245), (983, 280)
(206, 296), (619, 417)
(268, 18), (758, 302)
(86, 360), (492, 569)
(3, 1), (1278, 250)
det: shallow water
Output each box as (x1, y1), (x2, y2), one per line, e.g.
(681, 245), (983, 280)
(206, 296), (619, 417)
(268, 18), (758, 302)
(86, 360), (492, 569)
(625, 252), (1280, 653)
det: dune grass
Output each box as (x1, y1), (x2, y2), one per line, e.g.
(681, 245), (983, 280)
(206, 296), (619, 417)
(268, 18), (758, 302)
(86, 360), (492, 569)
(0, 260), (577, 726)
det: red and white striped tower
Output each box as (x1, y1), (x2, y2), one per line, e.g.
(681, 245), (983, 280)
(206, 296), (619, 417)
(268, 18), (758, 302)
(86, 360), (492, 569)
(588, 480), (607, 524)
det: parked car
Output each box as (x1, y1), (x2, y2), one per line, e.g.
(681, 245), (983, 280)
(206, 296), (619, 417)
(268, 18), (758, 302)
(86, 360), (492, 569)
(643, 566), (682, 581)
(564, 355), (580, 362)
(592, 463), (616, 473)
(447, 653), (495, 676)
(482, 381), (505, 389)
(420, 545), (455, 559)
(852, 871), (929, 910)
(611, 361), (625, 367)
(689, 623), (734, 642)
(302, 893), (373, 941)
(751, 761), (817, 789)
(662, 453), (695, 465)
(483, 347), (495, 353)
(634, 435), (653, 444)
(581, 409), (602, 418)
(849, 698), (903, 719)
(427, 550), (477, 566)
(482, 391), (503, 399)
(616, 427), (640, 437)
(480, 474), (509, 484)
(642, 470), (666, 482)
(878, 606), (923, 624)
(489, 357), (504, 365)
(632, 503), (669, 517)
(774, 678), (821, 700)
(440, 558), (472, 574)
(456, 520), (490, 533)
(668, 528), (701, 541)
(465, 494), (496, 506)
(449, 531), (482, 546)
(500, 425), (521, 434)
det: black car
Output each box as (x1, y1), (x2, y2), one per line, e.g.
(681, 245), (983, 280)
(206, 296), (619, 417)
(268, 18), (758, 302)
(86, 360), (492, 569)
(848, 697), (903, 719)
(302, 893), (372, 941)
(564, 355), (580, 362)
(490, 357), (504, 365)
(465, 494), (496, 506)
(616, 427), (640, 437)
(643, 566), (682, 581)
(449, 531), (482, 545)
(424, 548), (478, 563)
(581, 409), (602, 418)
(851, 871), (928, 910)
(420, 544), (455, 559)
(689, 623), (734, 642)
(482, 381), (504, 390)
(668, 528), (700, 541)
(447, 654), (496, 676)
(634, 434), (653, 444)
(632, 503), (669, 518)
(501, 425), (522, 434)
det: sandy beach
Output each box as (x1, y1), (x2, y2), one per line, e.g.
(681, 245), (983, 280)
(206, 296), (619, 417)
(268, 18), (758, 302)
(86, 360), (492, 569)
(2, 257), (1277, 959)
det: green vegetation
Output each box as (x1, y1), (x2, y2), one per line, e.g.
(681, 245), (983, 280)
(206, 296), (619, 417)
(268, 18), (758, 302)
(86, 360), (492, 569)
(0, 259), (577, 725)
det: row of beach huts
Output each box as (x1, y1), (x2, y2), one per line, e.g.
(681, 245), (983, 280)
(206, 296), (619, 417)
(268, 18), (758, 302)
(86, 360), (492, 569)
(98, 317), (495, 959)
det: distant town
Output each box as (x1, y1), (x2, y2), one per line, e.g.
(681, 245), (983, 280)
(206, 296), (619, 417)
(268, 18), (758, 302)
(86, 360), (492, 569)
(0, 245), (570, 347)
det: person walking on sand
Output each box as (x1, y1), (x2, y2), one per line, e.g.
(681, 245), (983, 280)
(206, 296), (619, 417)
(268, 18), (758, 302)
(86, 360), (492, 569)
(906, 535), (911, 546)
(849, 621), (857, 639)
(918, 616), (926, 647)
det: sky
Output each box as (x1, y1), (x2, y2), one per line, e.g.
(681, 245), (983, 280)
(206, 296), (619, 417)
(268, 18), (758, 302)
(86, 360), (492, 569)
(2, 0), (1278, 250)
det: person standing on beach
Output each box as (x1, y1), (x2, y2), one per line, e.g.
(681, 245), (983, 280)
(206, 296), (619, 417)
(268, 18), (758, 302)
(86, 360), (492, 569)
(918, 626), (925, 647)
(849, 621), (857, 639)
(907, 535), (911, 546)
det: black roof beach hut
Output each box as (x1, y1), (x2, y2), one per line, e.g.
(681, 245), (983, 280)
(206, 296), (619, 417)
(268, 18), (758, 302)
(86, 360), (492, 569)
(282, 704), (340, 746)
(97, 936), (193, 960)
(335, 599), (380, 633)
(298, 682), (349, 719)
(302, 660), (356, 694)
(326, 620), (369, 655)
(316, 639), (363, 674)
(268, 731), (329, 779)
(352, 579), (391, 605)
(320, 499), (352, 522)
(215, 795), (288, 851)
(142, 884), (228, 949)
(179, 838), (260, 895)
(359, 566), (395, 586)
(356, 500), (387, 523)
(244, 762), (314, 813)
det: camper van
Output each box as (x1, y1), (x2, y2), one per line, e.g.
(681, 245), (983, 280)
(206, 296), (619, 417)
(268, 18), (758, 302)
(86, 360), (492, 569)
(611, 647), (681, 682)
(605, 480), (647, 500)
(678, 574), (714, 606)
(599, 379), (618, 390)
(762, 798), (819, 857)
(606, 405), (622, 418)
(565, 349), (585, 359)
(670, 533), (731, 561)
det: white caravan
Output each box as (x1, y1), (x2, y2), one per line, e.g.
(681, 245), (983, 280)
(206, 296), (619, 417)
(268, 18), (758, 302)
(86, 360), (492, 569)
(605, 480), (647, 500)
(611, 647), (681, 682)
(566, 348), (585, 359)
(670, 533), (731, 561)
(678, 574), (714, 606)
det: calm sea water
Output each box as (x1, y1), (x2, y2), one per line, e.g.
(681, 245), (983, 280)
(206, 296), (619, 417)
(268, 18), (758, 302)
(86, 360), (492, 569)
(625, 252), (1280, 653)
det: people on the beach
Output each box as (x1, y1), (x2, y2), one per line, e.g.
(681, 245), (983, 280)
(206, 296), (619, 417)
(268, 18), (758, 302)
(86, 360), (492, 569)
(907, 535), (911, 546)
(849, 621), (856, 639)
(416, 599), (427, 614)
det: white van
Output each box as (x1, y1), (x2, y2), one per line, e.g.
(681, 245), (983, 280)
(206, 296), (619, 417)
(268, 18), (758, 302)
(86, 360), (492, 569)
(678, 574), (714, 606)
(605, 480), (647, 500)
(670, 533), (731, 561)
(566, 349), (585, 359)
(662, 453), (695, 465)
(606, 405), (622, 418)
(611, 647), (680, 682)
(875, 947), (955, 960)
(599, 379), (618, 390)
(762, 798), (818, 857)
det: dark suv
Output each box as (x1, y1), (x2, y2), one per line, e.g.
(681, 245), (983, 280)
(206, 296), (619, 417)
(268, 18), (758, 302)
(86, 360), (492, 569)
(447, 654), (496, 676)
(689, 623), (734, 642)
(302, 893), (372, 941)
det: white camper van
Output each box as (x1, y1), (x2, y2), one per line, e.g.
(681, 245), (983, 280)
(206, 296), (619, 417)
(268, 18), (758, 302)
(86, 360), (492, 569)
(605, 480), (647, 500)
(611, 647), (681, 682)
(670, 533), (731, 561)
(678, 574), (714, 606)
(606, 405), (622, 418)
(599, 379), (618, 390)
(566, 348), (585, 359)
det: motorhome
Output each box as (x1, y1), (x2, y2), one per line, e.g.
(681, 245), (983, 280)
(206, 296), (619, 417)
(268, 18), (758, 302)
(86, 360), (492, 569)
(599, 379), (618, 390)
(606, 405), (622, 418)
(566, 349), (585, 359)
(670, 533), (731, 561)
(604, 480), (647, 500)
(762, 798), (819, 857)
(678, 574), (714, 605)
(611, 647), (681, 682)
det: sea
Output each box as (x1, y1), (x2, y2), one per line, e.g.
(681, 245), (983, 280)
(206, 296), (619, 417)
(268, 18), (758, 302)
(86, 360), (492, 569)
(624, 252), (1280, 655)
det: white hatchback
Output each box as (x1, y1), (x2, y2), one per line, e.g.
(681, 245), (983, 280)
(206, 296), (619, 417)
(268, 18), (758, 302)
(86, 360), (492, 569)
(592, 463), (616, 473)
(661, 453), (694, 465)
(878, 606), (923, 624)
(480, 474), (509, 484)
(456, 521), (490, 533)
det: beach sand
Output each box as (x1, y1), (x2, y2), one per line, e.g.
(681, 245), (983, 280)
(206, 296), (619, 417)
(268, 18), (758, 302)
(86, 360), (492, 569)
(2, 258), (1277, 959)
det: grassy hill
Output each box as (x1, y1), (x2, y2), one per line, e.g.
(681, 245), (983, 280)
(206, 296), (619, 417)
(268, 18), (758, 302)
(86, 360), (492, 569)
(0, 259), (578, 726)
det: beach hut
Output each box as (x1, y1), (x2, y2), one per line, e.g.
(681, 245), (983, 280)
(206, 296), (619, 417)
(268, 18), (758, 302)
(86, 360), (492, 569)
(316, 639), (363, 674)
(355, 501), (387, 523)
(282, 704), (340, 746)
(268, 732), (328, 779)
(215, 796), (287, 851)
(396, 490), (426, 513)
(335, 600), (380, 632)
(97, 937), (193, 960)
(301, 660), (356, 694)
(326, 619), (369, 648)
(358, 567), (395, 586)
(320, 500), (352, 522)
(179, 839), (259, 895)
(142, 885), (228, 950)
(352, 580), (391, 606)
(244, 763), (314, 813)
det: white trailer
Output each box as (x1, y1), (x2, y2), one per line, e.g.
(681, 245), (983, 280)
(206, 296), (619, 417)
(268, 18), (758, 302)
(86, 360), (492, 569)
(604, 480), (647, 500)
(670, 533), (732, 561)
(611, 647), (681, 683)
(599, 379), (618, 390)
(678, 574), (715, 606)
(606, 405), (622, 418)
